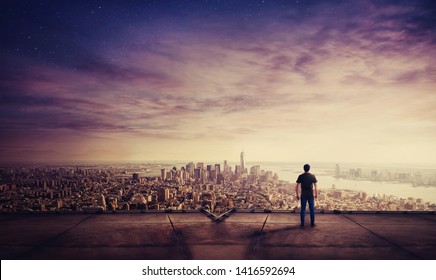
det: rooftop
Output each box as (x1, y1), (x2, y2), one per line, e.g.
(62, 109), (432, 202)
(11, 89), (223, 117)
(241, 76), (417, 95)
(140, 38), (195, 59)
(1, 211), (435, 260)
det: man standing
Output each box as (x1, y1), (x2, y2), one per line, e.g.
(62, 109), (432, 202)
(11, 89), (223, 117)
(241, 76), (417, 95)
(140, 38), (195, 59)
(295, 164), (318, 227)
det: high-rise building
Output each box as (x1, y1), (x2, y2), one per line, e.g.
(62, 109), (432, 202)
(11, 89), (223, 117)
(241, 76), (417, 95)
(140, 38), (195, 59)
(217, 173), (225, 184)
(215, 164), (221, 174)
(194, 168), (201, 181)
(235, 165), (241, 176)
(166, 170), (172, 180)
(161, 169), (166, 180)
(210, 169), (217, 181)
(250, 165), (260, 176)
(265, 171), (273, 182)
(335, 164), (340, 178)
(158, 188), (170, 202)
(240, 151), (245, 173)
(186, 162), (195, 178)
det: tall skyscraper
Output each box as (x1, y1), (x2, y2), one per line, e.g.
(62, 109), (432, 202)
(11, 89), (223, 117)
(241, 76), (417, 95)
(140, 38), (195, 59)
(250, 165), (260, 176)
(210, 169), (217, 181)
(161, 168), (166, 180)
(235, 165), (241, 176)
(197, 162), (205, 170)
(240, 151), (245, 173)
(335, 164), (340, 178)
(215, 164), (221, 174)
(217, 173), (225, 184)
(186, 162), (195, 178)
(194, 168), (201, 181)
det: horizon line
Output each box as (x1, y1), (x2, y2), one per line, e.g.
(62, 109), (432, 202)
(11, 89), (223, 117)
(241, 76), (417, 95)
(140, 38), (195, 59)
(0, 159), (435, 168)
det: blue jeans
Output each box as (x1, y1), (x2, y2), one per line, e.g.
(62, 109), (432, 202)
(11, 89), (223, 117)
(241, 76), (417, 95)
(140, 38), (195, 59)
(300, 197), (315, 226)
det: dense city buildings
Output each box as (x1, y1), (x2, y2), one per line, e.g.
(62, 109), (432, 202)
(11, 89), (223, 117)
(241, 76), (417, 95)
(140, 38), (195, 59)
(334, 164), (436, 187)
(0, 156), (435, 213)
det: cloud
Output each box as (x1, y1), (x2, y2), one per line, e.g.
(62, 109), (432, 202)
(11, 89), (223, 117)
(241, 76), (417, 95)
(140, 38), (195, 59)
(1, 0), (436, 162)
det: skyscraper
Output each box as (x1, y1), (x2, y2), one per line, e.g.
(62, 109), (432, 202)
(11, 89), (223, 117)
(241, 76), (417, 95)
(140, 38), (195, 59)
(197, 162), (205, 170)
(194, 168), (201, 181)
(214, 164), (221, 174)
(250, 165), (260, 176)
(161, 168), (166, 180)
(335, 164), (340, 178)
(235, 165), (241, 176)
(240, 151), (245, 173)
(186, 162), (195, 178)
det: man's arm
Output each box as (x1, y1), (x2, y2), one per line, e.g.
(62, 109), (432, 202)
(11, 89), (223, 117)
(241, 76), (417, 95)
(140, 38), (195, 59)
(295, 183), (300, 200)
(314, 183), (318, 199)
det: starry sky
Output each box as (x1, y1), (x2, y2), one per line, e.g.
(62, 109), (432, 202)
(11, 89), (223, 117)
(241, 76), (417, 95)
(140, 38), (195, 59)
(1, 0), (436, 164)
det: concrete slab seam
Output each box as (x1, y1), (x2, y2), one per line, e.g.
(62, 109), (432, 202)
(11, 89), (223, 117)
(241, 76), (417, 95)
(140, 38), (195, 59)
(13, 214), (95, 260)
(166, 214), (187, 260)
(341, 214), (422, 260)
(249, 214), (270, 259)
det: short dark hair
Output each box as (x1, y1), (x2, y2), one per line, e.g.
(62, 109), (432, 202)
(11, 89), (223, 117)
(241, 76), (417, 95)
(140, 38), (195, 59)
(303, 164), (310, 172)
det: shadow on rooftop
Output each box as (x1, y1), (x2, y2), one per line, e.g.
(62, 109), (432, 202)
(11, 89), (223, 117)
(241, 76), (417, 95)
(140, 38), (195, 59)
(0, 210), (435, 260)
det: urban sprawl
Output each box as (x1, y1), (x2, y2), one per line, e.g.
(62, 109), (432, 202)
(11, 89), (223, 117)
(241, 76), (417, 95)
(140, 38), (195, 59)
(1, 152), (435, 213)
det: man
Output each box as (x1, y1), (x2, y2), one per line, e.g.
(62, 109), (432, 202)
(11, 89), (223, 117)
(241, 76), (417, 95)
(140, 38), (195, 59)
(295, 164), (318, 227)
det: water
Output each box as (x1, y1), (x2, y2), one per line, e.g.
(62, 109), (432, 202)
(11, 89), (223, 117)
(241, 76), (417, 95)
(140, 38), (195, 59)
(257, 162), (436, 204)
(166, 161), (436, 204)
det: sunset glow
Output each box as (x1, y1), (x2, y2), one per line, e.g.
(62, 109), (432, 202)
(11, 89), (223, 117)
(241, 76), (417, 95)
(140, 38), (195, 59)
(1, 0), (435, 163)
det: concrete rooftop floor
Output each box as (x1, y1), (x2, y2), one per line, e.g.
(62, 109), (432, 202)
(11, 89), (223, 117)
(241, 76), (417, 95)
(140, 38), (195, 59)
(1, 212), (435, 260)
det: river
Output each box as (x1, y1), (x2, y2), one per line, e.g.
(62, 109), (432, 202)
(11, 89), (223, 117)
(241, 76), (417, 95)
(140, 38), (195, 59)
(257, 162), (436, 204)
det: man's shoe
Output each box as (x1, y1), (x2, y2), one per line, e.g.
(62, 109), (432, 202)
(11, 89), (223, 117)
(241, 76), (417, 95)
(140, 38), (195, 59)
(311, 223), (315, 227)
(300, 224), (304, 227)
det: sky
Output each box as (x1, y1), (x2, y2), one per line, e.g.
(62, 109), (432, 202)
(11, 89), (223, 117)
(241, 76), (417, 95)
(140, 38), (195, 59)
(1, 0), (436, 164)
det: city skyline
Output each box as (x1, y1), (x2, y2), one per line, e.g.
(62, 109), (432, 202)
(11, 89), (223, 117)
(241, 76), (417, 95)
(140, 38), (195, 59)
(2, 158), (435, 213)
(1, 1), (436, 164)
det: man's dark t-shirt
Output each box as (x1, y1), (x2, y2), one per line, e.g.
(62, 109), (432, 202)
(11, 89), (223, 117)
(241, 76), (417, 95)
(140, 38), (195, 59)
(296, 172), (318, 199)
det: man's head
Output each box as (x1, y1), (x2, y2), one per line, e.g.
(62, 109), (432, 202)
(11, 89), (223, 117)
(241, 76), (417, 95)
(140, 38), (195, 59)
(303, 164), (310, 172)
